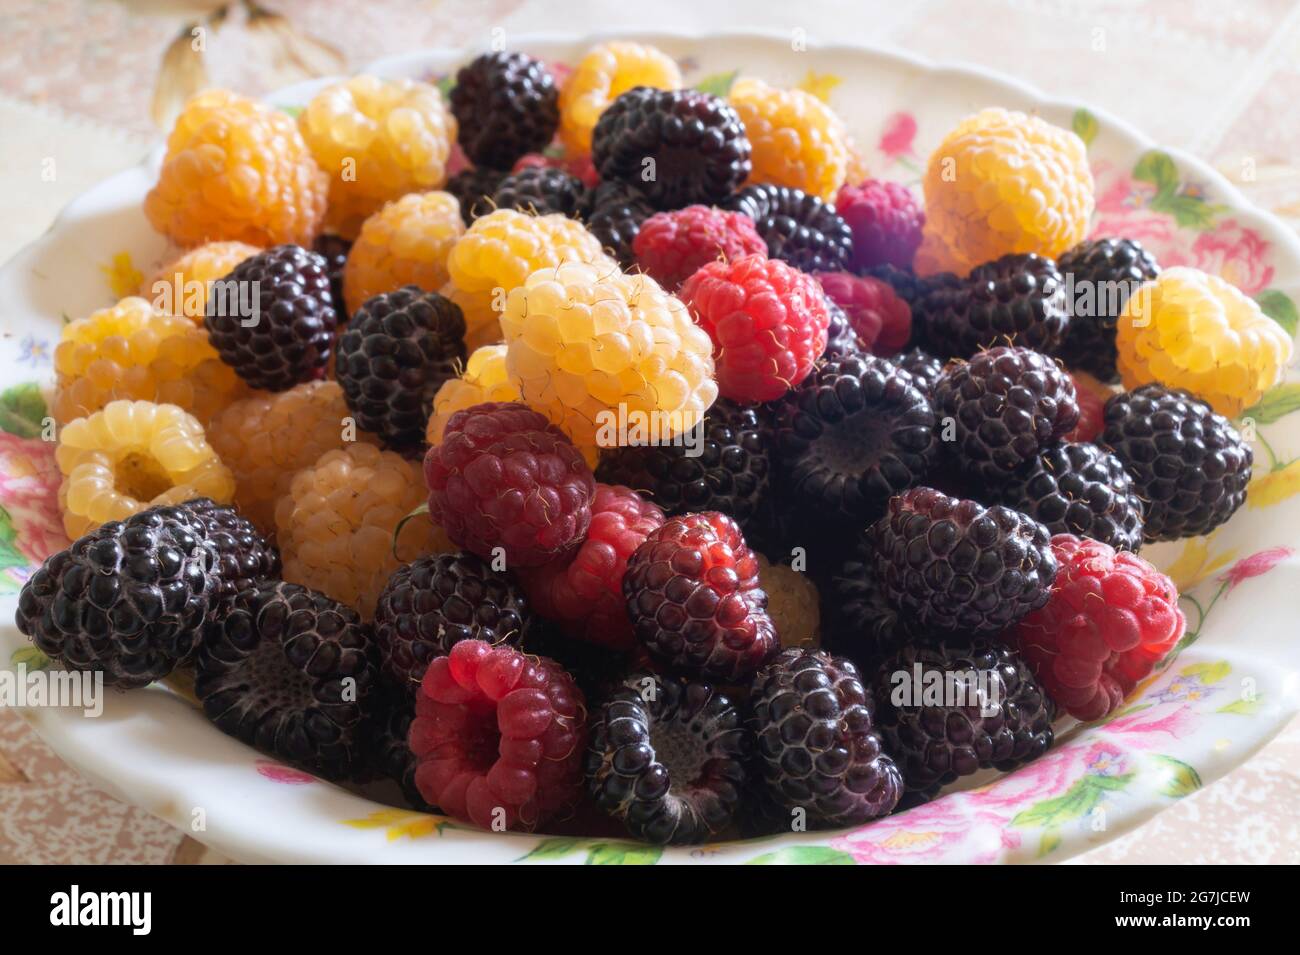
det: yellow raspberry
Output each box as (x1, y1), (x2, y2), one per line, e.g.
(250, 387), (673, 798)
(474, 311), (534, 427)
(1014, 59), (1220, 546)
(920, 107), (1094, 275)
(756, 554), (821, 649)
(501, 261), (717, 455)
(53, 297), (248, 426)
(440, 282), (504, 352)
(342, 191), (464, 316)
(559, 41), (681, 155)
(299, 74), (456, 239)
(1116, 267), (1293, 417)
(143, 241), (261, 324)
(426, 345), (519, 445)
(728, 77), (850, 201)
(56, 399), (234, 539)
(144, 89), (328, 247)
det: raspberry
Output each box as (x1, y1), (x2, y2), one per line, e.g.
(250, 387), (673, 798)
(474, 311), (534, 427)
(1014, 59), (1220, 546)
(145, 89), (327, 247)
(632, 204), (767, 292)
(835, 179), (925, 271)
(54, 296), (247, 426)
(56, 400), (234, 539)
(587, 672), (749, 844)
(424, 402), (596, 568)
(144, 241), (261, 324)
(723, 184), (852, 274)
(197, 581), (379, 779)
(276, 442), (442, 619)
(444, 166), (506, 223)
(755, 554), (821, 649)
(749, 648), (902, 826)
(336, 286), (467, 451)
(869, 487), (1057, 633)
(814, 272), (911, 356)
(425, 344), (521, 446)
(450, 51), (559, 170)
(592, 87), (751, 209)
(1057, 237), (1161, 382)
(312, 233), (351, 319)
(1013, 534), (1185, 720)
(920, 108), (1094, 275)
(933, 345), (1080, 485)
(299, 75), (455, 238)
(558, 41), (682, 155)
(501, 261), (717, 452)
(342, 191), (465, 317)
(1115, 267), (1292, 417)
(16, 504), (221, 689)
(1064, 369), (1109, 443)
(874, 639), (1056, 791)
(679, 254), (828, 403)
(491, 166), (586, 217)
(772, 354), (938, 525)
(622, 511), (778, 682)
(179, 497), (279, 611)
(410, 639), (587, 831)
(728, 77), (849, 202)
(823, 542), (915, 671)
(205, 244), (337, 391)
(580, 180), (655, 267)
(374, 552), (531, 693)
(894, 346), (944, 394)
(1101, 384), (1252, 541)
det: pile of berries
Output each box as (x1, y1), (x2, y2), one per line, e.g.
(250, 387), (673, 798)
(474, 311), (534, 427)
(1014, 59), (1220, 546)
(20, 40), (1290, 851)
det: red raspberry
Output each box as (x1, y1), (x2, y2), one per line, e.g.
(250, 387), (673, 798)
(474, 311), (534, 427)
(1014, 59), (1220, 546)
(410, 639), (586, 830)
(835, 179), (925, 271)
(517, 484), (664, 651)
(815, 272), (911, 356)
(679, 254), (830, 403)
(513, 151), (600, 189)
(423, 402), (596, 568)
(622, 511), (779, 682)
(632, 205), (768, 292)
(1063, 370), (1109, 443)
(1011, 534), (1185, 722)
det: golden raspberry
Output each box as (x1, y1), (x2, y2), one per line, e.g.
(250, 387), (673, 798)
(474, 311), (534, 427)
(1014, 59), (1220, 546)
(920, 108), (1094, 275)
(53, 297), (248, 426)
(440, 282), (503, 353)
(299, 74), (456, 239)
(728, 77), (850, 202)
(756, 554), (821, 649)
(559, 41), (681, 155)
(57, 400), (235, 539)
(500, 262), (718, 455)
(1116, 267), (1293, 417)
(275, 443), (446, 619)
(144, 89), (328, 247)
(425, 345), (519, 445)
(143, 241), (261, 324)
(342, 191), (464, 316)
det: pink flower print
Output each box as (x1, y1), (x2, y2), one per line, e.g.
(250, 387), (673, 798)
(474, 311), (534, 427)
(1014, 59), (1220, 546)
(832, 799), (1016, 864)
(878, 112), (917, 159)
(1219, 546), (1294, 593)
(255, 760), (316, 785)
(1189, 220), (1274, 294)
(0, 431), (67, 563)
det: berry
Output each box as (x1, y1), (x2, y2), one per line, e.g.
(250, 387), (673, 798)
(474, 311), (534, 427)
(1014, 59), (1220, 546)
(450, 51), (559, 170)
(592, 86), (751, 210)
(424, 402), (596, 568)
(836, 179), (925, 271)
(1012, 534), (1185, 721)
(312, 233), (351, 319)
(145, 89), (327, 247)
(622, 511), (778, 682)
(56, 400), (234, 539)
(723, 183), (852, 274)
(196, 581), (378, 780)
(894, 346), (944, 394)
(516, 484), (663, 651)
(558, 41), (682, 155)
(374, 552), (531, 693)
(749, 648), (902, 826)
(1115, 267), (1292, 417)
(587, 672), (750, 844)
(1064, 369), (1109, 443)
(336, 286), (467, 451)
(772, 354), (938, 525)
(822, 542), (915, 671)
(16, 504), (220, 689)
(369, 692), (432, 810)
(444, 166), (506, 224)
(145, 241), (261, 324)
(426, 344), (521, 446)
(299, 75), (455, 238)
(933, 345), (1080, 484)
(814, 272), (912, 355)
(728, 77), (849, 201)
(679, 253), (828, 403)
(755, 554), (821, 649)
(410, 639), (587, 830)
(1057, 237), (1160, 382)
(996, 442), (1145, 552)
(491, 166), (586, 217)
(513, 149), (600, 189)
(580, 180), (656, 267)
(178, 497), (279, 610)
(874, 639), (1056, 791)
(342, 191), (465, 316)
(822, 300), (864, 359)
(632, 204), (767, 292)
(859, 263), (934, 309)
(205, 244), (337, 391)
(1101, 384), (1252, 541)
(870, 487), (1057, 633)
(919, 108), (1094, 275)
(520, 628), (647, 705)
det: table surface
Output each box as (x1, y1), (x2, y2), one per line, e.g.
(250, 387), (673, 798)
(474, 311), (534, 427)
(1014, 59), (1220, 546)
(1, 0), (1298, 865)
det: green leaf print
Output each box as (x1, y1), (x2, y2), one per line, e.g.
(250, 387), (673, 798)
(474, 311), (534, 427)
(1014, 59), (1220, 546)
(1216, 697), (1263, 715)
(0, 382), (47, 438)
(1011, 773), (1135, 829)
(517, 838), (662, 865)
(1254, 289), (1299, 337)
(10, 646), (51, 672)
(277, 104), (302, 118)
(518, 838), (584, 861)
(745, 846), (855, 865)
(1071, 108), (1098, 147)
(1180, 661), (1231, 685)
(1242, 383), (1300, 424)
(1133, 150), (1179, 191)
(1150, 755), (1202, 798)
(694, 70), (738, 97)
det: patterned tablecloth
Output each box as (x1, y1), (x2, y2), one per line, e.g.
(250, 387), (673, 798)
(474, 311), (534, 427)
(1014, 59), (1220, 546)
(1, 0), (1298, 864)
